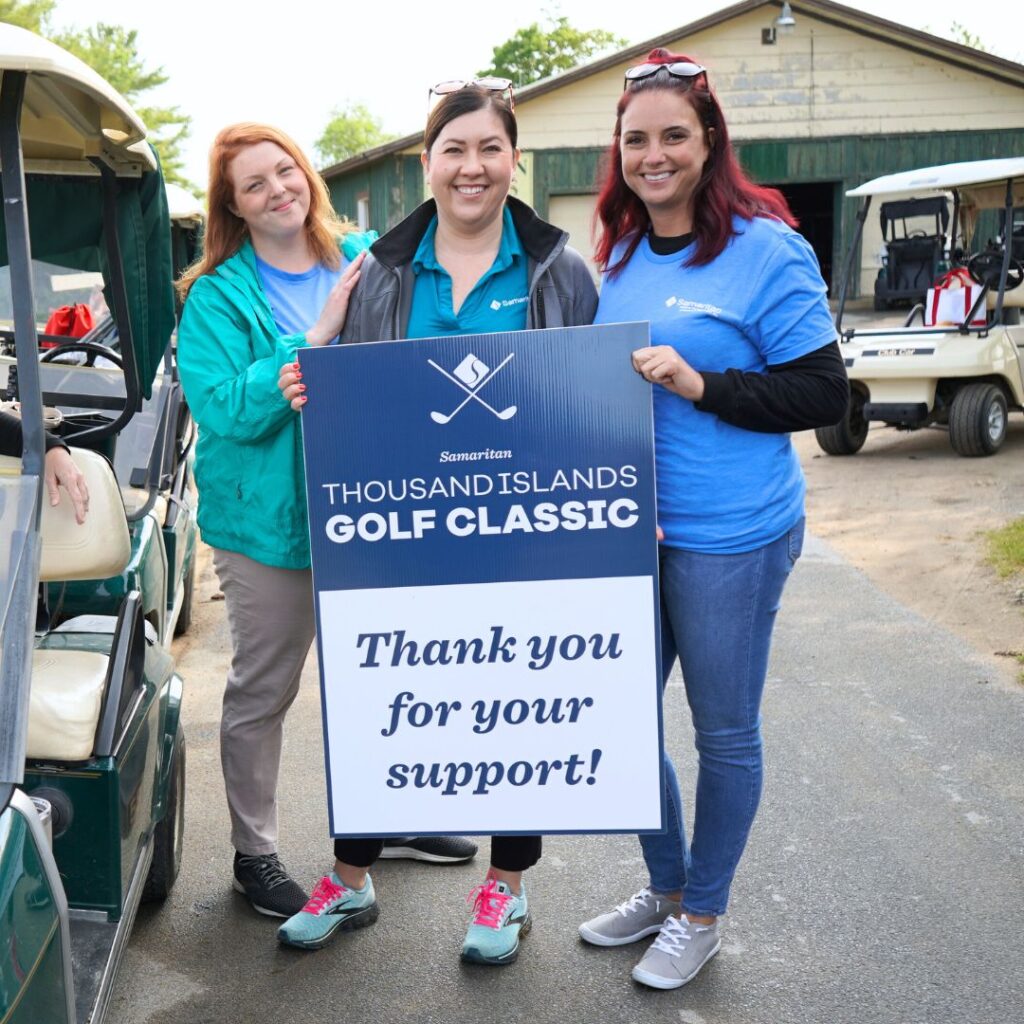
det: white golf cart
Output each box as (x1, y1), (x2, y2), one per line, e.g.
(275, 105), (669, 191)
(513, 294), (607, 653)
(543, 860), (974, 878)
(818, 157), (1024, 457)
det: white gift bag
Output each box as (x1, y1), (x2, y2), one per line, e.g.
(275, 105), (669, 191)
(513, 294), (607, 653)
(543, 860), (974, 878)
(924, 269), (986, 327)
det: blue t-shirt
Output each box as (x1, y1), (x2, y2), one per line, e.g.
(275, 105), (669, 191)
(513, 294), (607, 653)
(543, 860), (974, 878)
(255, 255), (346, 336)
(406, 206), (529, 339)
(595, 215), (835, 554)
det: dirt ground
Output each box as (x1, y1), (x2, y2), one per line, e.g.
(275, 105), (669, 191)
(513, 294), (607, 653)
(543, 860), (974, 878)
(794, 416), (1024, 687)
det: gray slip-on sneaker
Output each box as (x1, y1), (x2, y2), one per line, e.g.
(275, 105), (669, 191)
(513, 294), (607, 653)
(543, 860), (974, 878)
(631, 915), (721, 990)
(578, 888), (682, 947)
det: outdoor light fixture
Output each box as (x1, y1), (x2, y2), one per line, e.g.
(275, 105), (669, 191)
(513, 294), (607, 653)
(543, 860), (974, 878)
(777, 2), (797, 29)
(762, 1), (797, 44)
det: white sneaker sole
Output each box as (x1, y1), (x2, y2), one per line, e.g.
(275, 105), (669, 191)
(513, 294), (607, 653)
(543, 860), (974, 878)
(232, 878), (296, 919)
(631, 939), (721, 989)
(578, 921), (667, 947)
(377, 845), (473, 864)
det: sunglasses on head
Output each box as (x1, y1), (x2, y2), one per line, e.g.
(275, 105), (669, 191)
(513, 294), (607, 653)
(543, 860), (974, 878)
(429, 77), (515, 111)
(623, 61), (707, 90)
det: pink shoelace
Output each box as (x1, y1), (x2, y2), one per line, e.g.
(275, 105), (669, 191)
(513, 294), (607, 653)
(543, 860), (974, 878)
(466, 880), (511, 928)
(302, 874), (346, 916)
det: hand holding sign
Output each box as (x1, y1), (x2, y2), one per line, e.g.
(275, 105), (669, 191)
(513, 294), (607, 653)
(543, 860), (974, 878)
(279, 361), (305, 410)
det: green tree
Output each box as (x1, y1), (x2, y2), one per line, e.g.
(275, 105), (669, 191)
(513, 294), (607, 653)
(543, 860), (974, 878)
(315, 103), (397, 166)
(0, 2), (194, 187)
(0, 0), (53, 31)
(479, 15), (626, 87)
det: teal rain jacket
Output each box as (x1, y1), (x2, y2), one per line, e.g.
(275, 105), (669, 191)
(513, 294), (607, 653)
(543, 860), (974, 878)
(178, 233), (375, 569)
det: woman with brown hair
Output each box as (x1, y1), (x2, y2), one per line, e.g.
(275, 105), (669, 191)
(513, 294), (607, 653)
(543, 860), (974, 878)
(277, 80), (597, 964)
(177, 123), (476, 924)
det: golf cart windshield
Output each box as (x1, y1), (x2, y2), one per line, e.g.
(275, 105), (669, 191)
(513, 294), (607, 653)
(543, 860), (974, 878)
(0, 153), (175, 401)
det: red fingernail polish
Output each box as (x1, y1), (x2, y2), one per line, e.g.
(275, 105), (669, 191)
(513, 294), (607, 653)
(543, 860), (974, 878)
(298, 384), (306, 392)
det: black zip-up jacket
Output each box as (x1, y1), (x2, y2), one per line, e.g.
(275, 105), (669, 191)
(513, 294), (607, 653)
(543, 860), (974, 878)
(339, 196), (598, 343)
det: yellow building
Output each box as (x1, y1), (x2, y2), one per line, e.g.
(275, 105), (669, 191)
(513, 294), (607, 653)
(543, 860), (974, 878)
(322, 0), (1024, 297)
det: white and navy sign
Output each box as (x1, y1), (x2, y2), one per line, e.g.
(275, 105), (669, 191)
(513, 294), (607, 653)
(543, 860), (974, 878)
(299, 323), (663, 837)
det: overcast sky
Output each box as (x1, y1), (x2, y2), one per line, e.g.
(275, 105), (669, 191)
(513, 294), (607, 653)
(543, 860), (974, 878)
(51, 0), (1020, 189)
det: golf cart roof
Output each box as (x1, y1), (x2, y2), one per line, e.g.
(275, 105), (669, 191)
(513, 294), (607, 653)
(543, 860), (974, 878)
(847, 158), (1024, 200)
(0, 23), (154, 174)
(165, 182), (204, 225)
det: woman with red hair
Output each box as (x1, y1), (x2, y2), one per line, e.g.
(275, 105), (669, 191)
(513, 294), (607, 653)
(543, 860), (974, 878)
(177, 123), (478, 925)
(577, 51), (848, 990)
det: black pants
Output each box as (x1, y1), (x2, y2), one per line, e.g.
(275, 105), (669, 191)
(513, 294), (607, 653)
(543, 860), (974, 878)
(334, 835), (542, 871)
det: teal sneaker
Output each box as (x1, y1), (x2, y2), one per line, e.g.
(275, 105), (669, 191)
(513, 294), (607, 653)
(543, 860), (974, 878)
(276, 872), (378, 950)
(460, 879), (531, 965)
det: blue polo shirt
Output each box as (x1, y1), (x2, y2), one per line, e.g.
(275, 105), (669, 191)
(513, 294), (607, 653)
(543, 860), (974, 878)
(406, 206), (529, 339)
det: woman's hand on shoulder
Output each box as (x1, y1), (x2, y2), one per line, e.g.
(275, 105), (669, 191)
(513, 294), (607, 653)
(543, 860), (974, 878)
(305, 250), (366, 347)
(631, 346), (705, 402)
(278, 361), (306, 411)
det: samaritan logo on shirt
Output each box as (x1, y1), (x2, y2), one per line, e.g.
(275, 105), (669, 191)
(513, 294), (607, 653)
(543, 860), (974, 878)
(664, 296), (722, 317)
(489, 295), (529, 311)
(426, 352), (518, 425)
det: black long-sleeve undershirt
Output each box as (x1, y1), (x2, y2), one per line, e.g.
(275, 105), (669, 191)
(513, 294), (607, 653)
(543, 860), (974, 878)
(695, 341), (850, 434)
(646, 228), (850, 434)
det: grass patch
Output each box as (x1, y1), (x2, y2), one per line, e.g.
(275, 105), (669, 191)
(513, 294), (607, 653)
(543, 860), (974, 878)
(985, 518), (1024, 578)
(995, 651), (1024, 686)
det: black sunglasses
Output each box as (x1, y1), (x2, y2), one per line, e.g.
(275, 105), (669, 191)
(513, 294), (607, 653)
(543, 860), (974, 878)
(428, 77), (515, 111)
(623, 62), (707, 90)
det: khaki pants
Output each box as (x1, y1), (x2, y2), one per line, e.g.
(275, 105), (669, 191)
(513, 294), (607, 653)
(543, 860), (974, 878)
(213, 548), (316, 855)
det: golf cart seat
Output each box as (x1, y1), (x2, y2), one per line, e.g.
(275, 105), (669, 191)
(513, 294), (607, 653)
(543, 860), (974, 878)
(986, 286), (1024, 309)
(0, 448), (131, 760)
(875, 197), (949, 308)
(26, 648), (109, 760)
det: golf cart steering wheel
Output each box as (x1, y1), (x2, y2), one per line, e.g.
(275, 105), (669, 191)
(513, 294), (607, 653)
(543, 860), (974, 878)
(968, 251), (1024, 291)
(39, 340), (123, 369)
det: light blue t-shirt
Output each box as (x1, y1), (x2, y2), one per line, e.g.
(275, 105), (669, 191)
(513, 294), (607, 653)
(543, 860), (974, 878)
(255, 255), (346, 336)
(595, 215), (835, 554)
(406, 206), (529, 339)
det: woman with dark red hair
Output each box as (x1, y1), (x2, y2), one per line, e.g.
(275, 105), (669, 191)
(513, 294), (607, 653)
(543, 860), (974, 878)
(577, 50), (848, 990)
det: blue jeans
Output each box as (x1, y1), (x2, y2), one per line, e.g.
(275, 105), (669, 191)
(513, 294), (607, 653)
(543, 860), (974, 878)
(642, 518), (804, 916)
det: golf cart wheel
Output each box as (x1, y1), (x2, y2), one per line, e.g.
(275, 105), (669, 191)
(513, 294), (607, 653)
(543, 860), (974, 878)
(815, 389), (869, 455)
(948, 383), (1008, 456)
(173, 555), (196, 638)
(143, 727), (185, 902)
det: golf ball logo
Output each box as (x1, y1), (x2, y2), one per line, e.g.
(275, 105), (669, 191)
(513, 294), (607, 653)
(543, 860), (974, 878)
(428, 352), (518, 424)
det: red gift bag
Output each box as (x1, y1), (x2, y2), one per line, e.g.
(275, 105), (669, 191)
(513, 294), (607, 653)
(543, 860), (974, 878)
(44, 303), (94, 339)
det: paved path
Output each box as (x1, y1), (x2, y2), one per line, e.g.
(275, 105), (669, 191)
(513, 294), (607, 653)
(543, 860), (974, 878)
(107, 535), (1024, 1024)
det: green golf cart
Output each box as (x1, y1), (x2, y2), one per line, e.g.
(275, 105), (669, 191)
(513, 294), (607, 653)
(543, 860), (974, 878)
(0, 23), (186, 1024)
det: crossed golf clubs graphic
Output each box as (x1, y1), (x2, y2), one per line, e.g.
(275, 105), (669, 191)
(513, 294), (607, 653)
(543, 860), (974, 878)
(428, 352), (517, 424)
